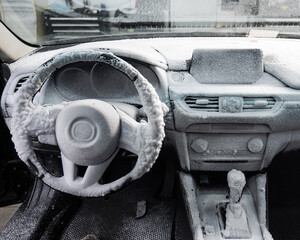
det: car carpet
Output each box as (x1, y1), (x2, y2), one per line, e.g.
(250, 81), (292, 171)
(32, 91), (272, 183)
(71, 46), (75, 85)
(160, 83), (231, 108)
(60, 180), (176, 240)
(268, 149), (300, 240)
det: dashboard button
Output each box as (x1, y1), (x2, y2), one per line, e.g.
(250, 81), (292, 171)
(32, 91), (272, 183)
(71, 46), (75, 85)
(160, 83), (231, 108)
(170, 72), (184, 82)
(191, 138), (208, 153)
(247, 138), (264, 153)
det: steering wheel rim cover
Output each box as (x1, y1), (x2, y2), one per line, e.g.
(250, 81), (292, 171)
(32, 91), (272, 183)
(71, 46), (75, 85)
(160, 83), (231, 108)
(10, 50), (167, 197)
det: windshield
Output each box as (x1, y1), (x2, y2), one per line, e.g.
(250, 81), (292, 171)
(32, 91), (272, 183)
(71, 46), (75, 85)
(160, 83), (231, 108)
(1, 0), (300, 45)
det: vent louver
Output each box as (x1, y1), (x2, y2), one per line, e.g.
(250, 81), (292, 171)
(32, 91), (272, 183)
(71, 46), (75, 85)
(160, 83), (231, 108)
(14, 77), (28, 92)
(185, 96), (219, 112)
(243, 97), (276, 112)
(185, 96), (276, 113)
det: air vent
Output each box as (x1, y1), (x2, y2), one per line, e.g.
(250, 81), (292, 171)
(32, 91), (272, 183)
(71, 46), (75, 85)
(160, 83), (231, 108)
(243, 97), (276, 112)
(185, 96), (219, 112)
(14, 77), (28, 92)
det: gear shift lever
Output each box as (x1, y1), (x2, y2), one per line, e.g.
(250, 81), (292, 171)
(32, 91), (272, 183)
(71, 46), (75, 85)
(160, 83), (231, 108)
(222, 169), (251, 239)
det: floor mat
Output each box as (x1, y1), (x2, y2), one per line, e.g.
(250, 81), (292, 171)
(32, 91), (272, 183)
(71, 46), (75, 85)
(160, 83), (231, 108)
(60, 178), (176, 240)
(268, 150), (300, 240)
(0, 203), (21, 231)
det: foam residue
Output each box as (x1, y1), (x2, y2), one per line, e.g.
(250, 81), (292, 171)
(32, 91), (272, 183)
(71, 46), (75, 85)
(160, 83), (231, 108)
(9, 50), (167, 197)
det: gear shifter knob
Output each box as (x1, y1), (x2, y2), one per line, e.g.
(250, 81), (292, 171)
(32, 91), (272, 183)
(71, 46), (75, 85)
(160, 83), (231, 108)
(222, 169), (251, 239)
(227, 169), (246, 203)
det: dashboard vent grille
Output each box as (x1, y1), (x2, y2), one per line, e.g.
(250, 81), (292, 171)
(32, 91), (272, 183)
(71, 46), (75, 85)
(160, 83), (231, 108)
(243, 97), (276, 111)
(185, 96), (219, 112)
(14, 77), (28, 93)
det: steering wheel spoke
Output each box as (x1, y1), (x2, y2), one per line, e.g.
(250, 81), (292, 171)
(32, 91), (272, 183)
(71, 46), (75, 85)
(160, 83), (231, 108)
(118, 109), (146, 155)
(81, 163), (110, 188)
(61, 153), (78, 186)
(22, 104), (66, 145)
(61, 152), (115, 189)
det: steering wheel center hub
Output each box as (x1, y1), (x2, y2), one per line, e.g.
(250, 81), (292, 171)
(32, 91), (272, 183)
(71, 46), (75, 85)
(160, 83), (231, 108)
(70, 120), (96, 142)
(56, 100), (121, 166)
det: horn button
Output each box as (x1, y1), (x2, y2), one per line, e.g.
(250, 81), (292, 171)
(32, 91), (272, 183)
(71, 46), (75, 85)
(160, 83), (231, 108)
(56, 100), (121, 166)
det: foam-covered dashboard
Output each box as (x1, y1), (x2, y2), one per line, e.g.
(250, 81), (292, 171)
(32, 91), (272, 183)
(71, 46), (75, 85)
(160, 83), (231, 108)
(36, 59), (163, 106)
(3, 37), (300, 173)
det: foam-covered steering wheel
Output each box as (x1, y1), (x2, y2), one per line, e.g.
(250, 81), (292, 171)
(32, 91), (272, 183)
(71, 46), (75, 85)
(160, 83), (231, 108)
(10, 50), (168, 197)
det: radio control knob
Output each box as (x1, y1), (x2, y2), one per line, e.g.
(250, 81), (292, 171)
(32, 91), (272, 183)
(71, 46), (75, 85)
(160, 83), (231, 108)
(191, 138), (208, 153)
(247, 138), (264, 153)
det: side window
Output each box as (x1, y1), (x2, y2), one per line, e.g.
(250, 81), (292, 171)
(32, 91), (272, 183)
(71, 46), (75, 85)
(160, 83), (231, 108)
(222, 0), (258, 15)
(222, 0), (240, 11)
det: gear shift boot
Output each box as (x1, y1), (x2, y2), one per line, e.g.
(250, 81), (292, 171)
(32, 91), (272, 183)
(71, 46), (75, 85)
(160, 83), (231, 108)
(218, 202), (251, 239)
(218, 169), (251, 239)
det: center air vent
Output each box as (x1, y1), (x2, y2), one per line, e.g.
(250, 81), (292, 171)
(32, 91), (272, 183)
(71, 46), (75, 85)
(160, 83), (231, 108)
(185, 96), (219, 112)
(14, 77), (28, 92)
(185, 96), (276, 113)
(243, 97), (276, 112)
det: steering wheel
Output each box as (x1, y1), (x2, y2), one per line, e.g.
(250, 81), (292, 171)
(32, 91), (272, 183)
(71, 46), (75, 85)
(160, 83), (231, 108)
(10, 50), (168, 197)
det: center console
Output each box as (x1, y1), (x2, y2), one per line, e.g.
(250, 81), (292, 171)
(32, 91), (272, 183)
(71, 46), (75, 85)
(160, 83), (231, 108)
(178, 171), (272, 240)
(167, 48), (300, 172)
(170, 49), (284, 239)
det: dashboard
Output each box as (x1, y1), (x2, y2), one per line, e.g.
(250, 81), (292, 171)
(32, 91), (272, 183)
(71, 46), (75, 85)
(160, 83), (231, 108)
(2, 37), (300, 173)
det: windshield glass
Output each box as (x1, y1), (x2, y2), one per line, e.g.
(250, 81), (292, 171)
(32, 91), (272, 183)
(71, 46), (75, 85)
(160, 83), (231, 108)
(1, 0), (300, 45)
